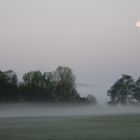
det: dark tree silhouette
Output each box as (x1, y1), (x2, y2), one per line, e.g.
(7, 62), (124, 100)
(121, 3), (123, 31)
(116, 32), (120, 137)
(133, 77), (140, 102)
(21, 70), (46, 101)
(18, 67), (81, 102)
(0, 70), (18, 102)
(0, 67), (96, 104)
(87, 94), (97, 104)
(108, 74), (134, 105)
(54, 66), (79, 101)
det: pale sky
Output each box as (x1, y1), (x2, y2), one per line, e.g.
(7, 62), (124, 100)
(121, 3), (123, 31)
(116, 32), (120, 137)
(0, 0), (140, 103)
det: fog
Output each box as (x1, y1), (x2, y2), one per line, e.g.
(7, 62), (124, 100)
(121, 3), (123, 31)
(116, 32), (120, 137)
(0, 103), (140, 118)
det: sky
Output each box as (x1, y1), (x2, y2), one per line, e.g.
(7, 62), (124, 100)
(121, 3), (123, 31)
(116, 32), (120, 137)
(0, 0), (140, 103)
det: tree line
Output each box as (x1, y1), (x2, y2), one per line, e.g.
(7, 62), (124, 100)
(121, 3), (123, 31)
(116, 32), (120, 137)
(108, 74), (140, 105)
(0, 66), (96, 104)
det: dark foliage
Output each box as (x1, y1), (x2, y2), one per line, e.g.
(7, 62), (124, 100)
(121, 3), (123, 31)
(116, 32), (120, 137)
(0, 66), (94, 104)
(0, 70), (18, 102)
(108, 74), (140, 105)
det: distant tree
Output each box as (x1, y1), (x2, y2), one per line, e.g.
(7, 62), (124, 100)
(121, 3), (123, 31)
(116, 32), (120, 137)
(107, 74), (134, 105)
(0, 71), (6, 101)
(87, 94), (97, 104)
(0, 70), (18, 102)
(133, 77), (140, 102)
(43, 72), (57, 100)
(22, 70), (45, 101)
(0, 67), (98, 105)
(54, 66), (79, 101)
(23, 70), (43, 87)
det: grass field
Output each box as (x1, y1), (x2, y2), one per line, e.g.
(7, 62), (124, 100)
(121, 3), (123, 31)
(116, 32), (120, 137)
(0, 114), (140, 140)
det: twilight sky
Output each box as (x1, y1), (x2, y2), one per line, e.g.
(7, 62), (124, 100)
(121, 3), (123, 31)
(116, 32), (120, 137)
(0, 0), (140, 102)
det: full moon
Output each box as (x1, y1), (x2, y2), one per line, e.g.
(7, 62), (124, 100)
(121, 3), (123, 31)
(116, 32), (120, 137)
(136, 21), (140, 28)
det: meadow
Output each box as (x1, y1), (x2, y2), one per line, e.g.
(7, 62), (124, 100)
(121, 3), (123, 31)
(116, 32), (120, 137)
(0, 114), (140, 140)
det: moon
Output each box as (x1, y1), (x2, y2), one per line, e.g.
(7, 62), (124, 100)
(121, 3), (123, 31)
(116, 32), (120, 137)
(136, 21), (140, 28)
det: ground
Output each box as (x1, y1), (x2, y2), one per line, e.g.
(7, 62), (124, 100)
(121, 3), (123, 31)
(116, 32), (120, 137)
(0, 114), (140, 140)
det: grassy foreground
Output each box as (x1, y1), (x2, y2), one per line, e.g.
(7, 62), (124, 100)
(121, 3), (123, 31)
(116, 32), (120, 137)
(0, 115), (140, 140)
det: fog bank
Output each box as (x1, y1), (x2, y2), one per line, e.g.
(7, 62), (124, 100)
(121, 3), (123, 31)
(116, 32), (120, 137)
(0, 103), (140, 118)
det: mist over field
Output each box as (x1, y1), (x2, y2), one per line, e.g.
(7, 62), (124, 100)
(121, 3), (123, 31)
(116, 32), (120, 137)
(0, 103), (140, 118)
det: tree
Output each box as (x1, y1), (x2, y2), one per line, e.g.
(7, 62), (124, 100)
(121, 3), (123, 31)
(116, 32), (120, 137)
(22, 70), (45, 101)
(54, 66), (79, 101)
(133, 77), (140, 102)
(0, 70), (6, 101)
(87, 94), (97, 104)
(0, 70), (18, 102)
(23, 70), (43, 87)
(107, 74), (134, 105)
(42, 72), (57, 100)
(20, 67), (80, 102)
(0, 67), (97, 104)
